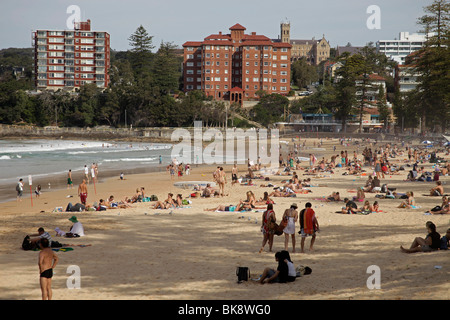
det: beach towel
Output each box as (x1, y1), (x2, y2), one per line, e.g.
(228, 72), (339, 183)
(52, 247), (74, 252)
(302, 208), (315, 234)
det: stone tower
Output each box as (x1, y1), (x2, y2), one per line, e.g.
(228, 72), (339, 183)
(280, 22), (290, 44)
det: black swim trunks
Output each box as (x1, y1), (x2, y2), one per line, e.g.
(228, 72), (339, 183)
(232, 174), (237, 181)
(40, 268), (53, 278)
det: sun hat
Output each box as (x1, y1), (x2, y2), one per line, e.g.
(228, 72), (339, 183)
(69, 216), (78, 223)
(291, 203), (298, 208)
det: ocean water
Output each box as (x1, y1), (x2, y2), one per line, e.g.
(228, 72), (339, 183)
(0, 139), (173, 203)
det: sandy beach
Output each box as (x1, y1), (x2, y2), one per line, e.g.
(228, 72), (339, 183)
(0, 137), (448, 300)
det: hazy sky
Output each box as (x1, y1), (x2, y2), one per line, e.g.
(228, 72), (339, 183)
(0, 0), (429, 51)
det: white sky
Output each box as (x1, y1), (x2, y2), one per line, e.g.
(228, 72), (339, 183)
(0, 0), (429, 51)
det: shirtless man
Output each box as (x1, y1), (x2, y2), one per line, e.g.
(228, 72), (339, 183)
(67, 169), (73, 189)
(38, 238), (59, 300)
(78, 179), (88, 205)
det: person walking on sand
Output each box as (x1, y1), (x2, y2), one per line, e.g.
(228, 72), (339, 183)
(16, 178), (24, 202)
(67, 169), (73, 189)
(78, 179), (88, 205)
(231, 164), (238, 186)
(84, 165), (90, 184)
(282, 203), (298, 253)
(38, 238), (59, 300)
(218, 167), (227, 196)
(299, 202), (319, 253)
(260, 203), (276, 253)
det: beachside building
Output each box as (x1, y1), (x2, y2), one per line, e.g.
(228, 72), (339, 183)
(278, 22), (330, 65)
(182, 23), (292, 104)
(394, 51), (421, 94)
(376, 32), (432, 64)
(32, 19), (110, 91)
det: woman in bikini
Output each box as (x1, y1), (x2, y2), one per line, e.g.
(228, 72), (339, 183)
(151, 193), (175, 209)
(398, 192), (416, 209)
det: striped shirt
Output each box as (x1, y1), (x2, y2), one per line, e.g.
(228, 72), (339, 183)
(39, 232), (52, 246)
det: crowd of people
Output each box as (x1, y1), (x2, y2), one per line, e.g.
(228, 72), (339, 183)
(21, 137), (450, 298)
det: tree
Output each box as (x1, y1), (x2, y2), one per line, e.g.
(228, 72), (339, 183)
(152, 41), (182, 95)
(376, 85), (390, 129)
(413, 0), (450, 132)
(291, 58), (318, 89)
(333, 54), (359, 132)
(251, 94), (289, 127)
(127, 25), (155, 77)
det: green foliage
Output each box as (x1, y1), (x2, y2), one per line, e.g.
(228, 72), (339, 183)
(250, 93), (289, 126)
(291, 58), (318, 89)
(400, 0), (450, 132)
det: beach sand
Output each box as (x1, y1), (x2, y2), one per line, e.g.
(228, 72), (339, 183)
(0, 137), (449, 300)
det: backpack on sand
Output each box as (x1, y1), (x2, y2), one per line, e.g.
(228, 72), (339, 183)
(236, 267), (250, 283)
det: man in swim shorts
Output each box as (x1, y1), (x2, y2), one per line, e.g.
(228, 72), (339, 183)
(78, 179), (88, 205)
(38, 238), (59, 300)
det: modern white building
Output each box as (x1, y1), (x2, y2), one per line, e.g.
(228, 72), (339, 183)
(376, 32), (433, 64)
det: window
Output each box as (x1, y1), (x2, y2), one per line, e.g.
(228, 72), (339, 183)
(186, 70), (194, 74)
(281, 48), (288, 52)
(281, 55), (288, 60)
(186, 62), (194, 67)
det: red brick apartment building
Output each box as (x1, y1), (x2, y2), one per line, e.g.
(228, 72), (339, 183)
(32, 20), (110, 91)
(182, 23), (291, 104)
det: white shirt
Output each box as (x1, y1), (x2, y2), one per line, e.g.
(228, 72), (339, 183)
(70, 222), (85, 236)
(287, 261), (296, 278)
